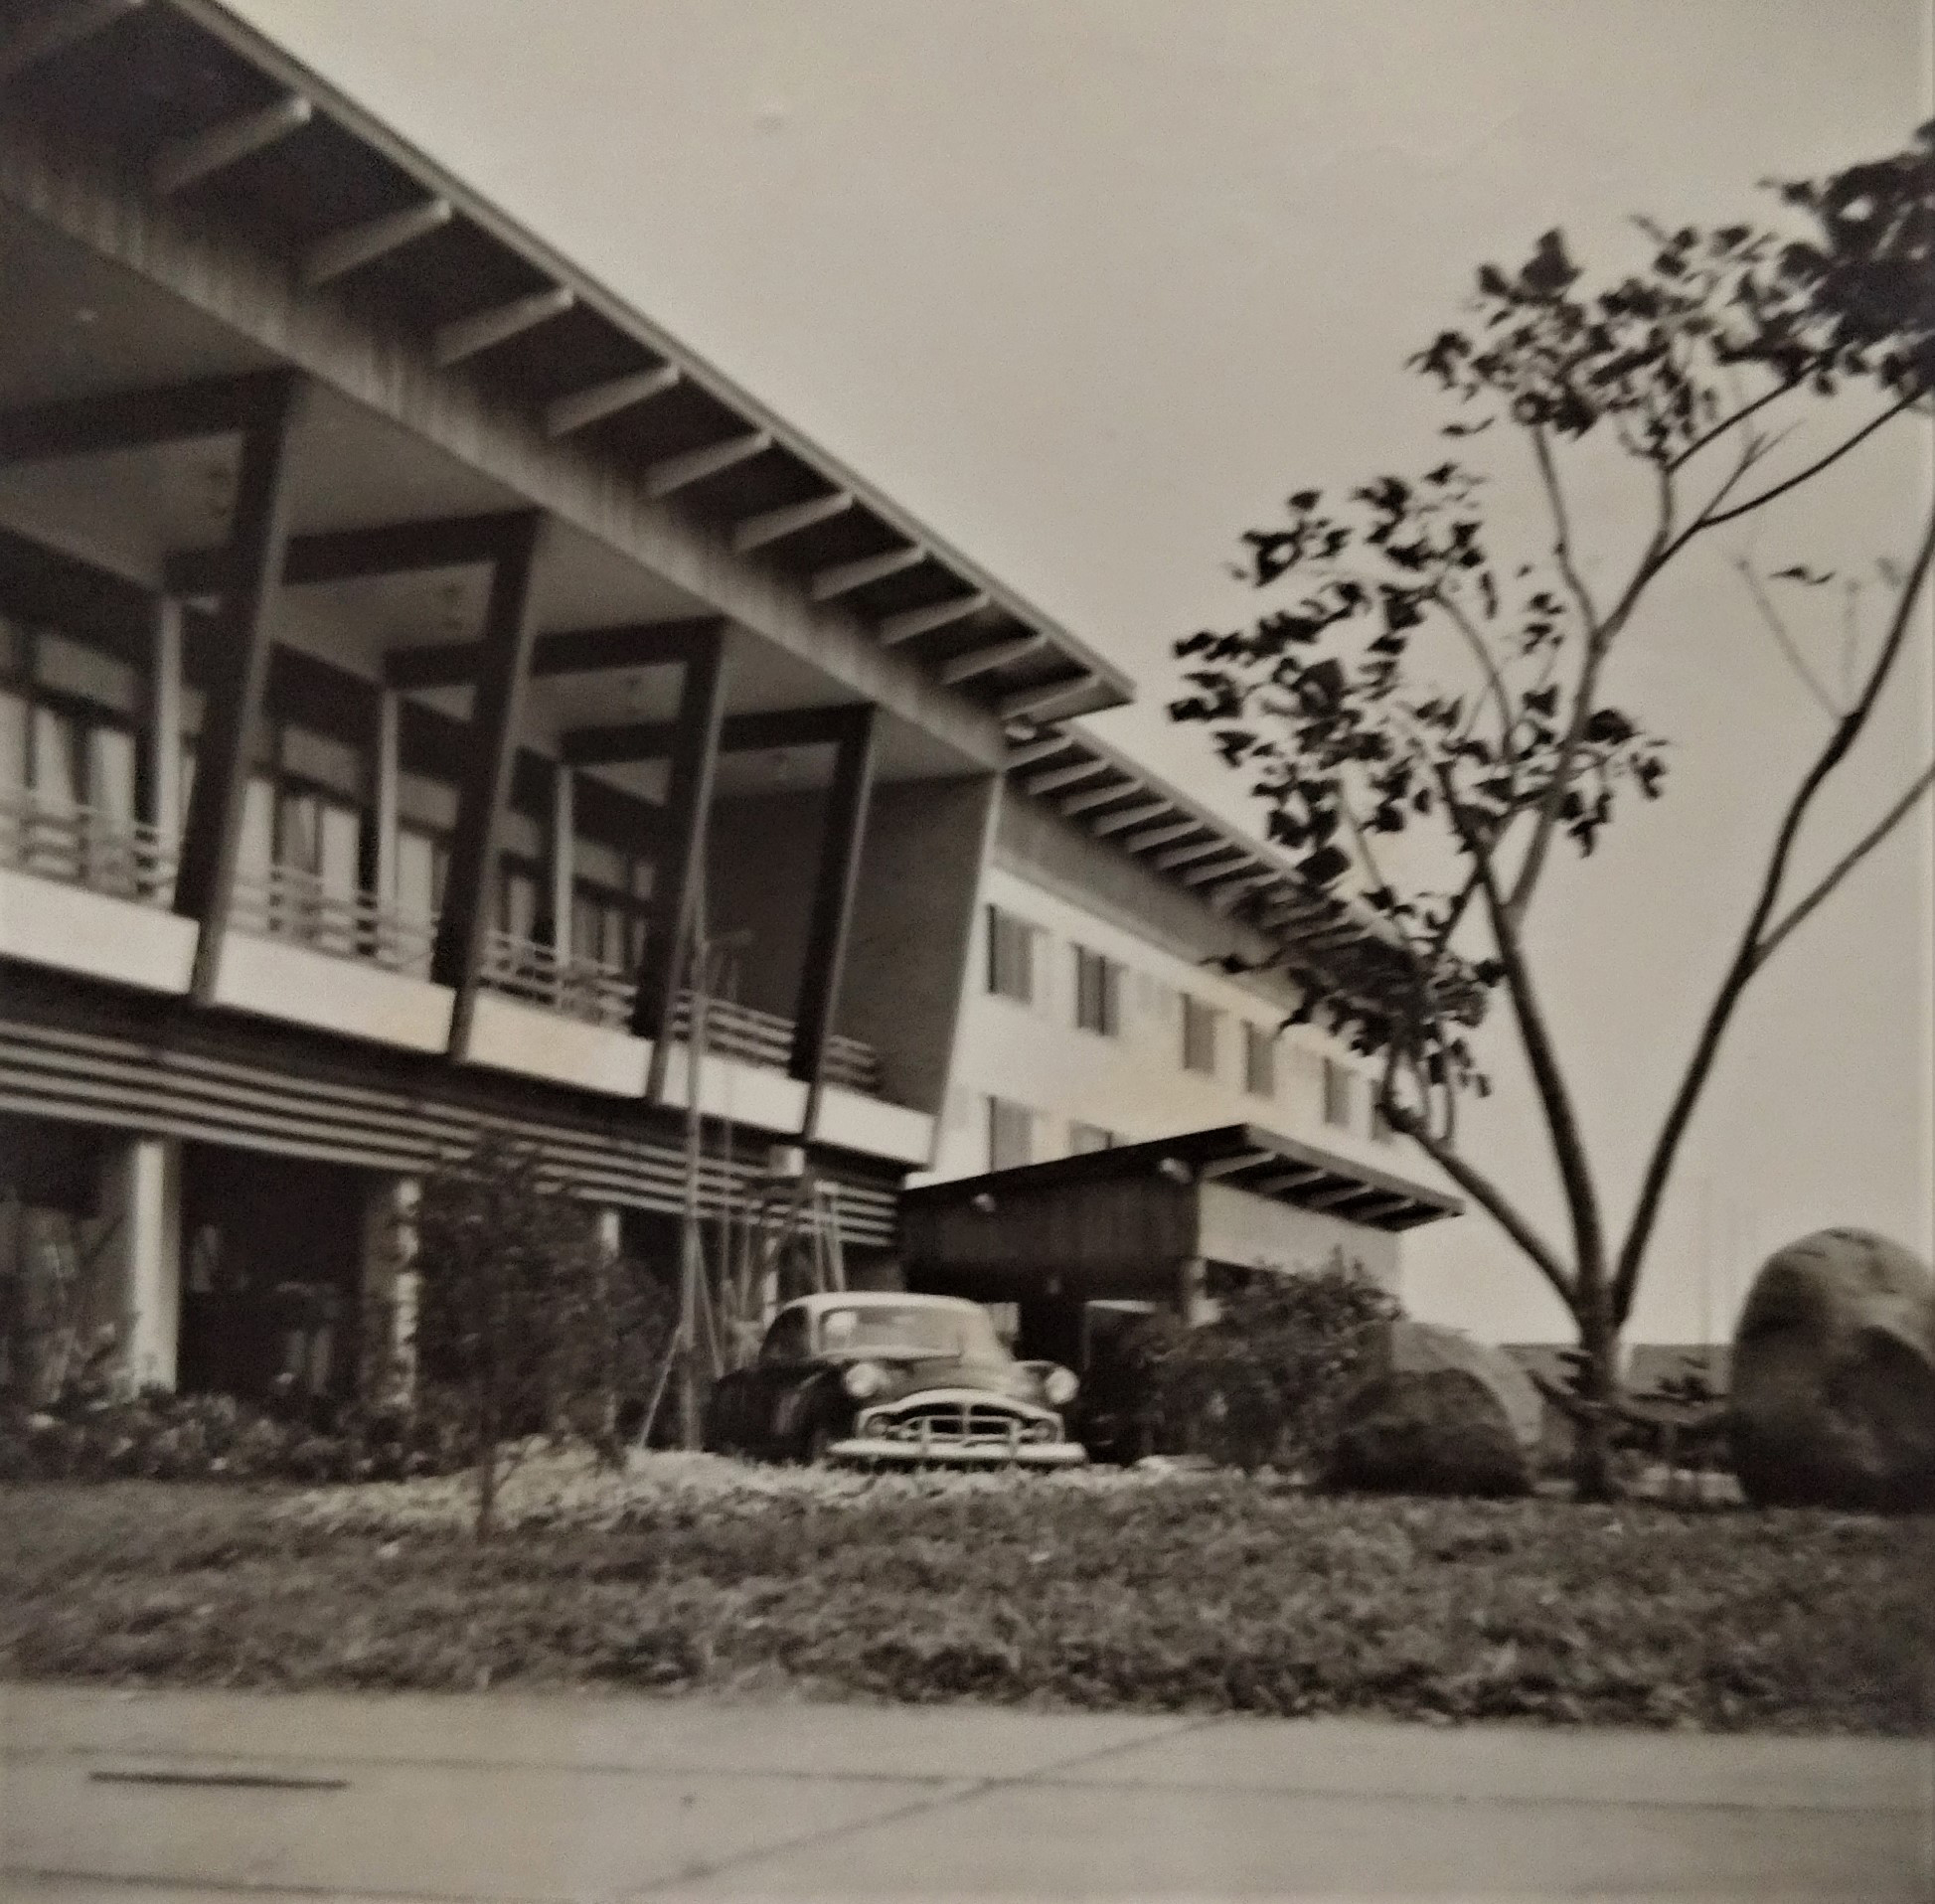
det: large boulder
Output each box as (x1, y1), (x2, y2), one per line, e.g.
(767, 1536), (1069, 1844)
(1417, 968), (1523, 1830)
(1728, 1228), (1935, 1512)
(1329, 1355), (1533, 1498)
(1390, 1321), (1545, 1458)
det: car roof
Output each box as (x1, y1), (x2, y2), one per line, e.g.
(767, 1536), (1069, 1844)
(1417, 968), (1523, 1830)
(779, 1292), (983, 1316)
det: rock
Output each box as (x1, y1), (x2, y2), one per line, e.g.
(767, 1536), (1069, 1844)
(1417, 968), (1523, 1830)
(1389, 1321), (1545, 1458)
(1329, 1365), (1532, 1498)
(1728, 1228), (1935, 1512)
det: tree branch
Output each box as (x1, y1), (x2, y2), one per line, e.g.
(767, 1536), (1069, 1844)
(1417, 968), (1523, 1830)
(1733, 558), (1841, 718)
(1756, 763), (1935, 966)
(1698, 392), (1921, 532)
(1612, 499), (1935, 1323)
(1376, 1071), (1574, 1303)
(1668, 372), (1804, 471)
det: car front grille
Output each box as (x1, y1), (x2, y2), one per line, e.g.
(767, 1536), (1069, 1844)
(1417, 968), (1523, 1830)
(872, 1397), (1048, 1445)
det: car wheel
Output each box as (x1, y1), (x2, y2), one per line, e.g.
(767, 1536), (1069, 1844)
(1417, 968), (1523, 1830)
(799, 1416), (836, 1465)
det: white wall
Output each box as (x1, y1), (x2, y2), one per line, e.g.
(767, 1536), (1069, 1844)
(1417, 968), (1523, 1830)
(929, 846), (1402, 1182)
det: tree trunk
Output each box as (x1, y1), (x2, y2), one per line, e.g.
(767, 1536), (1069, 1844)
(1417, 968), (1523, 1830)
(1571, 1293), (1622, 1503)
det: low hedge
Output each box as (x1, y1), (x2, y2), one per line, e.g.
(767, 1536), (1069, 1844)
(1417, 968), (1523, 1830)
(3, 1459), (1928, 1733)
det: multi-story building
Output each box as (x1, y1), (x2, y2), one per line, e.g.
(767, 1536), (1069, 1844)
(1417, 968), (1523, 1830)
(0, 0), (1455, 1407)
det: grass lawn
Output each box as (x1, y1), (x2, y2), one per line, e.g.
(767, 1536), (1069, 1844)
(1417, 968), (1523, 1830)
(2, 1455), (1928, 1732)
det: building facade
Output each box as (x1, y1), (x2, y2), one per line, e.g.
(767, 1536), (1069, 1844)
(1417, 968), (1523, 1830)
(0, 0), (1454, 1411)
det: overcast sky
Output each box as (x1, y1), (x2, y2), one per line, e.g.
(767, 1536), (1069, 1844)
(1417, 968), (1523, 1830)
(232, 0), (1933, 1347)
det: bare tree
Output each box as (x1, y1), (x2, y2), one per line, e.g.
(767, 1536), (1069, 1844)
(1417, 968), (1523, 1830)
(1172, 127), (1934, 1497)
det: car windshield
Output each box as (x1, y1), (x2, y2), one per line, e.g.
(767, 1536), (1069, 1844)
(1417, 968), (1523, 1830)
(815, 1303), (1005, 1360)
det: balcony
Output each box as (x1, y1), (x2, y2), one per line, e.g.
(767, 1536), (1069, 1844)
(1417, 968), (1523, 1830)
(479, 928), (885, 1096)
(0, 784), (196, 994)
(0, 785), (175, 904)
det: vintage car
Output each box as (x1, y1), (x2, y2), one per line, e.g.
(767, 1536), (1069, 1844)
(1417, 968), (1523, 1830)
(705, 1291), (1087, 1467)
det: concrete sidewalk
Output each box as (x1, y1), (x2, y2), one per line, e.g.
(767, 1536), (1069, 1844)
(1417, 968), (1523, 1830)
(1, 1683), (1928, 1900)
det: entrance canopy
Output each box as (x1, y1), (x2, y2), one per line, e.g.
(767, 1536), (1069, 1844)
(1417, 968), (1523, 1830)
(901, 1123), (1461, 1308)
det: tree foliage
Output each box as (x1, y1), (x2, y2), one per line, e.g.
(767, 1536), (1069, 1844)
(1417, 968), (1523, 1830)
(1170, 126), (1935, 1496)
(1126, 1258), (1399, 1474)
(410, 1132), (670, 1534)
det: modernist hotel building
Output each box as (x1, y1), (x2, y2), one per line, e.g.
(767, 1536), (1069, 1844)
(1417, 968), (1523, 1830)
(0, 0), (1456, 1404)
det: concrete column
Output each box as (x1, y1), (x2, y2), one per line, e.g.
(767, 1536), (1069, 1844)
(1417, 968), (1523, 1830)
(1177, 1257), (1215, 1329)
(99, 1135), (182, 1393)
(549, 762), (574, 965)
(360, 1174), (419, 1401)
(146, 598), (183, 847)
(372, 689), (401, 908)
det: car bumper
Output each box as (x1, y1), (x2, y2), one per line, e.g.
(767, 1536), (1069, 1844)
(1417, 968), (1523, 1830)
(827, 1437), (1088, 1468)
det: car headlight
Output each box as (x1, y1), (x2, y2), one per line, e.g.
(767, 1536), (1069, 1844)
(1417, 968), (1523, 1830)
(862, 1413), (890, 1438)
(1043, 1365), (1079, 1407)
(842, 1360), (887, 1400)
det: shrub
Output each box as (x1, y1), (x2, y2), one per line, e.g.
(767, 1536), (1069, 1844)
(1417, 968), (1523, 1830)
(410, 1132), (673, 1534)
(1127, 1259), (1400, 1473)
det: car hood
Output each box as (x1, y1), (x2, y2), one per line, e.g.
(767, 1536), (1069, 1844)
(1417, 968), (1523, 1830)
(827, 1353), (1043, 1405)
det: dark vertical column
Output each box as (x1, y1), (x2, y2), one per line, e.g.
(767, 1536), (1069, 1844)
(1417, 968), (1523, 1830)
(432, 511), (546, 1051)
(636, 629), (729, 1097)
(791, 704), (879, 1140)
(175, 373), (304, 1000)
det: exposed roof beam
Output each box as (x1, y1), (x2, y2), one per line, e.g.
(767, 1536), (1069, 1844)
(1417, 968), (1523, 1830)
(1004, 735), (1073, 772)
(1181, 852), (1260, 887)
(544, 364), (680, 439)
(1302, 1180), (1375, 1212)
(731, 490), (852, 554)
(811, 546), (925, 602)
(998, 675), (1097, 723)
(645, 430), (771, 500)
(384, 618), (722, 691)
(1123, 817), (1204, 854)
(1251, 1165), (1328, 1194)
(1209, 869), (1280, 905)
(433, 285), (575, 368)
(0, 0), (143, 85)
(0, 371), (289, 468)
(1088, 798), (1173, 839)
(1059, 777), (1141, 819)
(563, 704), (856, 767)
(1025, 756), (1112, 798)
(938, 632), (1047, 687)
(1154, 835), (1238, 872)
(879, 592), (989, 647)
(166, 509), (535, 597)
(1345, 1190), (1415, 1223)
(1199, 1150), (1278, 1182)
(302, 196), (452, 288)
(150, 93), (311, 196)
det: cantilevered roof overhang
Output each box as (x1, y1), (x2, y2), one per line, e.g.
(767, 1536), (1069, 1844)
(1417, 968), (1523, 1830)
(0, 0), (1133, 760)
(904, 1123), (1462, 1235)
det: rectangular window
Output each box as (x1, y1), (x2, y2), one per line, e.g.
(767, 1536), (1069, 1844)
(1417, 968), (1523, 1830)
(1072, 945), (1120, 1035)
(1182, 996), (1218, 1075)
(1068, 1121), (1114, 1155)
(1323, 1057), (1354, 1130)
(988, 1096), (1034, 1171)
(987, 905), (1035, 1003)
(1244, 1023), (1277, 1098)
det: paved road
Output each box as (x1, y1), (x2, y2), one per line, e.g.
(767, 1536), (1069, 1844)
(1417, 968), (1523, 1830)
(1, 1683), (1928, 1900)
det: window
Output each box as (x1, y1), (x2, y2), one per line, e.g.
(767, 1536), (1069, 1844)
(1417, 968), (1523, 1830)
(1323, 1057), (1354, 1130)
(987, 905), (1035, 1003)
(988, 1096), (1034, 1171)
(1072, 945), (1120, 1035)
(1068, 1121), (1114, 1155)
(758, 1308), (811, 1365)
(1244, 1023), (1276, 1098)
(1182, 996), (1218, 1075)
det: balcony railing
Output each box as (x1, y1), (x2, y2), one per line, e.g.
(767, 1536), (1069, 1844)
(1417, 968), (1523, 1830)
(481, 929), (633, 1027)
(482, 928), (883, 1095)
(0, 784), (175, 903)
(228, 864), (437, 973)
